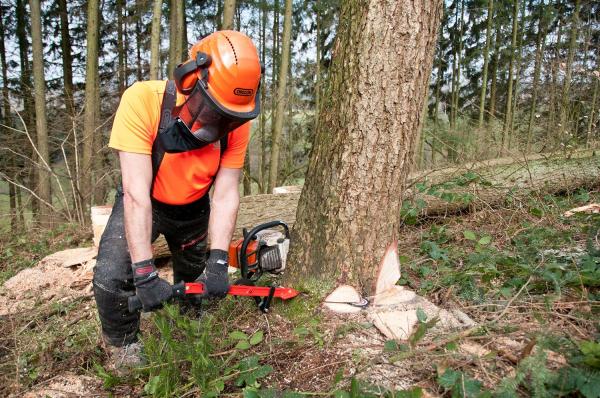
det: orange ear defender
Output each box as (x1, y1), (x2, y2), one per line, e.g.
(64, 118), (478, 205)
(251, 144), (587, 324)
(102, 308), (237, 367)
(173, 51), (212, 95)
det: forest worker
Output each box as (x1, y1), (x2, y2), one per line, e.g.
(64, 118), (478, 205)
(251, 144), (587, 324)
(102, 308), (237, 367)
(92, 30), (261, 372)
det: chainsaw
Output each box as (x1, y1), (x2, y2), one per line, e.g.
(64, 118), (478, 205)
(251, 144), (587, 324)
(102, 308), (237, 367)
(128, 221), (298, 313)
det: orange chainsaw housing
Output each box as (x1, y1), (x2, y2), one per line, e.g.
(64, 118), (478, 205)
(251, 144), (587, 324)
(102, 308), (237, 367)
(228, 238), (258, 269)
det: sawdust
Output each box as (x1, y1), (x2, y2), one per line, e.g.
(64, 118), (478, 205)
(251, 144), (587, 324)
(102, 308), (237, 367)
(0, 248), (97, 316)
(18, 373), (105, 398)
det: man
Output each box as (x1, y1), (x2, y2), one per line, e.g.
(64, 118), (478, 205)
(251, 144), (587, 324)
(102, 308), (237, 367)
(92, 30), (261, 373)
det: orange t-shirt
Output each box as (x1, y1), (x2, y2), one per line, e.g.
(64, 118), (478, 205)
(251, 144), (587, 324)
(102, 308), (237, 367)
(109, 81), (250, 205)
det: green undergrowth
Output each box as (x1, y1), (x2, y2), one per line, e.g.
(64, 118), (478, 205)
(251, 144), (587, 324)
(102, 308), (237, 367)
(0, 295), (101, 394)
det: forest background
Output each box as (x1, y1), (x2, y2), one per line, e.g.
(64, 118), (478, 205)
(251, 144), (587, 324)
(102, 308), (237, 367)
(0, 0), (599, 396)
(0, 0), (598, 229)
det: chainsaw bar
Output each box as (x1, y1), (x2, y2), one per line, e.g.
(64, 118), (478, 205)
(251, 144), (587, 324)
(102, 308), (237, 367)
(183, 282), (300, 300)
(128, 281), (299, 313)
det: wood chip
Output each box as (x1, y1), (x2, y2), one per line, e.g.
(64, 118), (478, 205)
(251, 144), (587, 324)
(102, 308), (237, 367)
(374, 241), (400, 296)
(323, 285), (363, 313)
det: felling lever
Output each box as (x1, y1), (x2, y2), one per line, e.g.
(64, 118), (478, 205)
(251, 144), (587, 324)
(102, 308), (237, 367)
(128, 281), (300, 313)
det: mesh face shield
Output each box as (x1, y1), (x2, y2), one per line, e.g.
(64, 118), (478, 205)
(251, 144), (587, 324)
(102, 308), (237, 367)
(176, 79), (261, 142)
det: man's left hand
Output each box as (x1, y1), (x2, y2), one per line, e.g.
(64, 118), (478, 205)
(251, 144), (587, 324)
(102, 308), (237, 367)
(197, 249), (230, 298)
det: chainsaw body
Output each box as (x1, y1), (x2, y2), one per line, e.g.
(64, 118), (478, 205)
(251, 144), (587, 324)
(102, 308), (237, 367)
(128, 221), (294, 314)
(228, 221), (290, 282)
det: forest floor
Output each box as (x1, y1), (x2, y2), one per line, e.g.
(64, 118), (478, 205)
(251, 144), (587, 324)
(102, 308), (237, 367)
(0, 187), (599, 397)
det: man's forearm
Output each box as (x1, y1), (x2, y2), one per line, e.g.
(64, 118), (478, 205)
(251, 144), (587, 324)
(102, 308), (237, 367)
(208, 192), (239, 251)
(123, 192), (153, 263)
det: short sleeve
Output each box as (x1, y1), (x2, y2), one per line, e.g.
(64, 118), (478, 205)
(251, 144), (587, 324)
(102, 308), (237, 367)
(108, 82), (159, 155)
(220, 122), (251, 169)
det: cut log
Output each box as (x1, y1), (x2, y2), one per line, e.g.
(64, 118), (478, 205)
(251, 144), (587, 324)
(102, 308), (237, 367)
(91, 206), (171, 259)
(232, 150), (600, 231)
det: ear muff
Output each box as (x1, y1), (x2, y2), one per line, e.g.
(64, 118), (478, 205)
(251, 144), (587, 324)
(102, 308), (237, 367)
(173, 52), (212, 95)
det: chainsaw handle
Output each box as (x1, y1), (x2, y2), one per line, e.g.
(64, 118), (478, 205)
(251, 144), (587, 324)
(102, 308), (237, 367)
(240, 221), (289, 279)
(127, 281), (187, 313)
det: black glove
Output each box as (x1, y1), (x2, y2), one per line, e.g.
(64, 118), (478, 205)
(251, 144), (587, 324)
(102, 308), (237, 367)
(196, 249), (230, 298)
(132, 259), (173, 312)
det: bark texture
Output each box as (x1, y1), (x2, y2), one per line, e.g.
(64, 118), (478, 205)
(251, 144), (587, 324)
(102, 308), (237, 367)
(149, 0), (163, 80)
(285, 0), (443, 295)
(82, 0), (99, 213)
(222, 0), (236, 30)
(267, 0), (293, 193)
(29, 0), (51, 225)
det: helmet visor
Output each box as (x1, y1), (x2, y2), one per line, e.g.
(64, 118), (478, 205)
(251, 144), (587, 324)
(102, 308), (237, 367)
(178, 80), (260, 139)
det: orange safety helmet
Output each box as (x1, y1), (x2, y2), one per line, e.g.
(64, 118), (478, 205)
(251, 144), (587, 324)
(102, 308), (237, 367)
(174, 30), (261, 115)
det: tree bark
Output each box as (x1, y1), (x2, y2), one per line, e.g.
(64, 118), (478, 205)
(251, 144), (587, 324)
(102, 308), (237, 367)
(559, 0), (580, 140)
(135, 0), (143, 81)
(58, 0), (75, 119)
(0, 4), (17, 231)
(478, 0), (494, 129)
(259, 0), (268, 193)
(29, 0), (52, 225)
(179, 0), (187, 60)
(82, 0), (99, 215)
(168, 0), (180, 78)
(587, 77), (598, 147)
(267, 0), (292, 193)
(526, 0), (546, 152)
(116, 0), (126, 93)
(285, 0), (443, 295)
(222, 0), (236, 30)
(149, 0), (163, 80)
(488, 17), (500, 122)
(503, 0), (519, 152)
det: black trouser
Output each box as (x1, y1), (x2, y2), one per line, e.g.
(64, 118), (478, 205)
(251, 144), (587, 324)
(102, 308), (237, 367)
(93, 188), (210, 347)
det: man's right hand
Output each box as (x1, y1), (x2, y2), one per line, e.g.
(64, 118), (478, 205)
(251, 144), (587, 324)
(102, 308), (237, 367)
(132, 259), (172, 311)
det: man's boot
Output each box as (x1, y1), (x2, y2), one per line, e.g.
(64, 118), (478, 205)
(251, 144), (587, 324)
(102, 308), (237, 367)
(103, 338), (146, 376)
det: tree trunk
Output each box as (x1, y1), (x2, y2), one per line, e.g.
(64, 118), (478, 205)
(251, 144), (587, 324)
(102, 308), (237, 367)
(149, 0), (163, 80)
(267, 0), (292, 193)
(586, 78), (598, 148)
(82, 0), (99, 215)
(503, 0), (519, 152)
(116, 0), (126, 93)
(315, 0), (321, 118)
(478, 0), (494, 128)
(58, 0), (75, 119)
(29, 0), (52, 225)
(16, 0), (36, 218)
(488, 18), (500, 122)
(222, 0), (236, 30)
(508, 0), (526, 150)
(0, 4), (17, 231)
(285, 0), (443, 294)
(259, 0), (268, 193)
(559, 0), (580, 140)
(135, 0), (143, 81)
(179, 0), (187, 60)
(526, 0), (546, 152)
(168, 0), (180, 78)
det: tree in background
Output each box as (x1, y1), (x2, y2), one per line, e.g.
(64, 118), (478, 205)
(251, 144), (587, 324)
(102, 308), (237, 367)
(267, 0), (292, 193)
(286, 0), (443, 293)
(29, 0), (51, 225)
(82, 0), (99, 214)
(222, 0), (236, 30)
(149, 0), (163, 80)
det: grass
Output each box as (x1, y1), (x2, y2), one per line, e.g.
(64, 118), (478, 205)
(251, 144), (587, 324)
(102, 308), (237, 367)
(0, 185), (599, 397)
